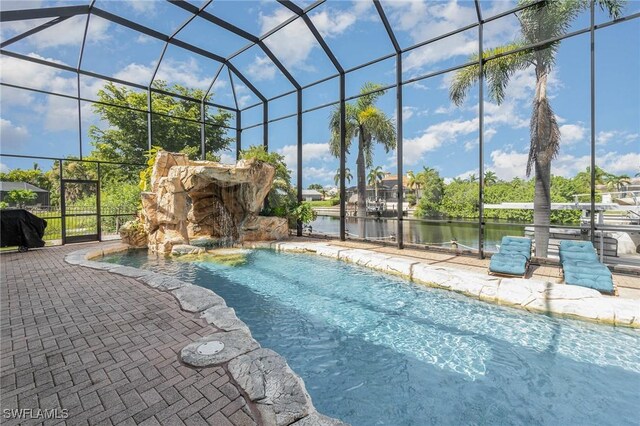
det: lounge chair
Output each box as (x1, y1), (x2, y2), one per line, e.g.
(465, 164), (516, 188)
(489, 236), (532, 277)
(559, 240), (615, 295)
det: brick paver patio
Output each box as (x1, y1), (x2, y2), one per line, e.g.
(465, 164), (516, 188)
(0, 243), (260, 426)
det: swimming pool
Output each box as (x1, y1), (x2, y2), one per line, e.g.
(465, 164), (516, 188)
(103, 249), (640, 426)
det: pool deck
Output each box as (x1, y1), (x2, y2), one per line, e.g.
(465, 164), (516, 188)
(0, 242), (260, 426)
(292, 237), (640, 300)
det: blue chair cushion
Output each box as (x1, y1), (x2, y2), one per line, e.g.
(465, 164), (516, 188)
(559, 241), (598, 264)
(500, 237), (532, 260)
(489, 253), (528, 276)
(564, 272), (614, 293)
(561, 250), (599, 264)
(563, 261), (612, 277)
(563, 259), (613, 293)
(559, 240), (594, 250)
(502, 236), (531, 246)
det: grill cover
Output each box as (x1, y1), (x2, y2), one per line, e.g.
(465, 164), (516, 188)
(0, 209), (47, 249)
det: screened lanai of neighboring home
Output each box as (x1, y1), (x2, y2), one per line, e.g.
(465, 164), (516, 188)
(1, 0), (639, 264)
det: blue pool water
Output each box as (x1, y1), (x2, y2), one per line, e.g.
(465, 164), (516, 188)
(104, 249), (640, 426)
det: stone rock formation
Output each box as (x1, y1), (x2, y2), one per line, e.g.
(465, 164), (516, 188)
(141, 151), (288, 253)
(118, 219), (148, 247)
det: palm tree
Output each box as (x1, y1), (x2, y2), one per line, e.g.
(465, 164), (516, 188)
(407, 170), (421, 198)
(604, 173), (631, 193)
(484, 170), (498, 187)
(467, 173), (478, 183)
(330, 82), (396, 221)
(319, 188), (328, 200)
(334, 167), (353, 187)
(367, 166), (385, 201)
(449, 0), (623, 256)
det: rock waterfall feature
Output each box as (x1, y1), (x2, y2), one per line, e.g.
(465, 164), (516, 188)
(139, 151), (288, 253)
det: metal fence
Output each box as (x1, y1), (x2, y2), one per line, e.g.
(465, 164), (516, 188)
(24, 206), (136, 244)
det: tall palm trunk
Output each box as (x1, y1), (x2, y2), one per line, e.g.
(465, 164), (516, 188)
(532, 72), (553, 257)
(534, 161), (551, 257)
(357, 130), (366, 237)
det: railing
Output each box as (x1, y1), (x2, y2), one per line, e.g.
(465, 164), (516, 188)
(306, 213), (639, 266)
(573, 191), (640, 205)
(23, 206), (136, 243)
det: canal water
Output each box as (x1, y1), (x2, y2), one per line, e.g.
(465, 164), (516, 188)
(308, 215), (526, 252)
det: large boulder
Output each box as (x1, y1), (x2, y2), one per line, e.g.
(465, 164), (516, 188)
(142, 151), (289, 253)
(241, 216), (289, 242)
(119, 219), (148, 247)
(151, 151), (189, 192)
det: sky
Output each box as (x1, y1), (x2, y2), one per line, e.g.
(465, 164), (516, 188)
(0, 0), (639, 188)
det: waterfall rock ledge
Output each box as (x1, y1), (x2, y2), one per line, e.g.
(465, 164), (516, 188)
(141, 151), (289, 253)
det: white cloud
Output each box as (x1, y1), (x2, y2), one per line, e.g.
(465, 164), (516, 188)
(135, 34), (155, 44)
(260, 5), (357, 71)
(435, 104), (456, 115)
(483, 100), (528, 128)
(237, 95), (252, 108)
(114, 57), (216, 89)
(597, 130), (639, 145)
(1, 118), (29, 150)
(454, 169), (478, 181)
(1, 15), (110, 51)
(383, 0), (518, 72)
(486, 149), (529, 180)
(124, 0), (156, 14)
(405, 33), (476, 71)
(394, 106), (419, 122)
(485, 128), (497, 141)
(598, 152), (640, 175)
(290, 166), (336, 185)
(0, 54), (107, 132)
(559, 123), (587, 145)
(403, 117), (478, 165)
(551, 154), (591, 178)
(477, 149), (640, 181)
(302, 166), (335, 183)
(0, 54), (73, 95)
(597, 130), (616, 145)
(402, 106), (417, 121)
(277, 143), (332, 169)
(219, 151), (236, 165)
(113, 63), (153, 86)
(0, 162), (10, 173)
(247, 56), (277, 81)
(311, 9), (356, 38)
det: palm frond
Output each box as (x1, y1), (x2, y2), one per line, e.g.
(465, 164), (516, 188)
(328, 104), (357, 158)
(527, 87), (560, 176)
(329, 107), (342, 158)
(450, 64), (480, 107)
(484, 44), (534, 104)
(450, 43), (534, 106)
(597, 0), (624, 18)
(361, 108), (396, 153)
(356, 82), (386, 111)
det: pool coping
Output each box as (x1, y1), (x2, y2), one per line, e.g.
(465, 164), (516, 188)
(239, 240), (639, 329)
(64, 242), (348, 426)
